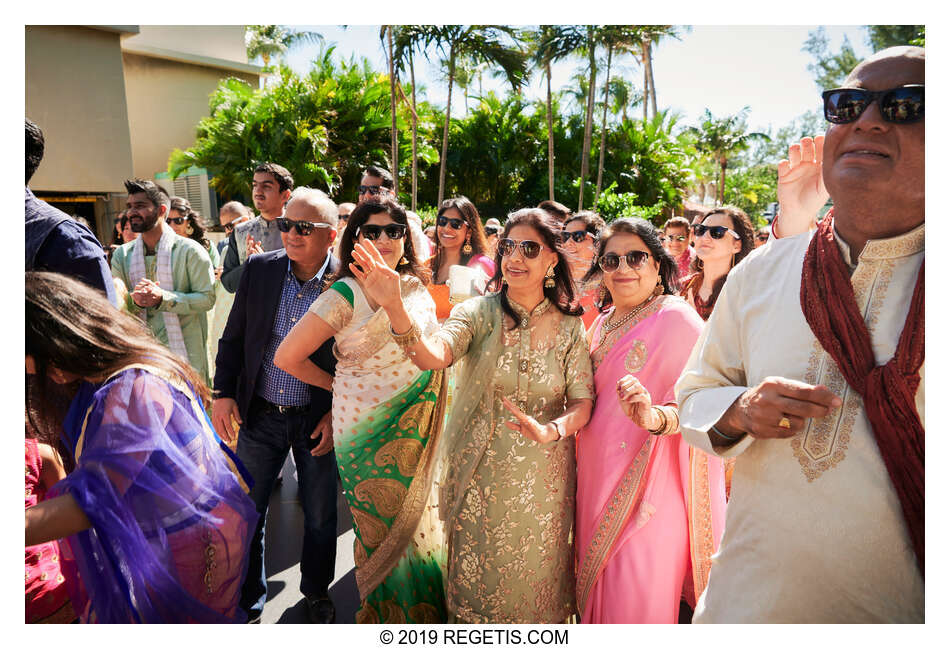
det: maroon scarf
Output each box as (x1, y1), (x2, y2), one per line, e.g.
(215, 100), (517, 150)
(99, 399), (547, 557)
(800, 212), (924, 576)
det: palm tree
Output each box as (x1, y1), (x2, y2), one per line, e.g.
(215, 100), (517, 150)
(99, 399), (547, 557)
(421, 26), (528, 205)
(393, 26), (430, 211)
(246, 25), (323, 86)
(684, 107), (770, 205)
(531, 26), (586, 202)
(380, 26), (399, 194)
(577, 25), (599, 211)
(594, 26), (644, 204)
(635, 26), (682, 120)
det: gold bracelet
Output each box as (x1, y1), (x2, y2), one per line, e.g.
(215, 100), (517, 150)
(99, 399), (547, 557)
(648, 406), (667, 435)
(390, 322), (421, 356)
(650, 405), (680, 436)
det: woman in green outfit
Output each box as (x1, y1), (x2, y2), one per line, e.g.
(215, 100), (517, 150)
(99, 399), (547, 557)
(351, 208), (594, 623)
(275, 200), (447, 624)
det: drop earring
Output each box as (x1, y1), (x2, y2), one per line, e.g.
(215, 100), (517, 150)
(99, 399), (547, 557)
(544, 266), (556, 289)
(653, 277), (664, 297)
(462, 234), (473, 255)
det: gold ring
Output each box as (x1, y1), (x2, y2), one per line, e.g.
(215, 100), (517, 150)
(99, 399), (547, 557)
(779, 417), (791, 429)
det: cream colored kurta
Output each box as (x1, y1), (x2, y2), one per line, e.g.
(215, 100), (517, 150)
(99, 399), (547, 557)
(675, 223), (924, 623)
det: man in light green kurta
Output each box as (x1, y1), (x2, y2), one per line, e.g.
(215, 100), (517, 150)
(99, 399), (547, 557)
(112, 179), (216, 384)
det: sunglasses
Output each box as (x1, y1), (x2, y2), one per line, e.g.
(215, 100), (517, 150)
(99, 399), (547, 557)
(484, 226), (499, 236)
(560, 230), (593, 244)
(822, 85), (924, 125)
(756, 233), (770, 242)
(498, 238), (543, 259)
(437, 216), (466, 230)
(275, 217), (332, 236)
(167, 216), (187, 225)
(339, 213), (350, 222)
(598, 250), (651, 273)
(358, 223), (407, 241)
(358, 185), (390, 196)
(692, 224), (740, 240)
(224, 223), (237, 233)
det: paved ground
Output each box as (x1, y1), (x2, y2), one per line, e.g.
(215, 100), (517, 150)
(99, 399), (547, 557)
(260, 456), (360, 624)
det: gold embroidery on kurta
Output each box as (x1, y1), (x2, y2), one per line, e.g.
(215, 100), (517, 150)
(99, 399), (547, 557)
(408, 602), (442, 623)
(381, 598), (407, 623)
(354, 478), (409, 518)
(624, 340), (649, 374)
(355, 604), (380, 624)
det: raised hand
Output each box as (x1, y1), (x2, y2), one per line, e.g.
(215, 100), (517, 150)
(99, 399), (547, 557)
(246, 233), (264, 257)
(616, 374), (657, 430)
(350, 241), (402, 310)
(775, 135), (829, 238)
(500, 396), (559, 444)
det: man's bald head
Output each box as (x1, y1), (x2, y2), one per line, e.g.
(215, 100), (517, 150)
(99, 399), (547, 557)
(285, 187), (339, 227)
(822, 46), (924, 246)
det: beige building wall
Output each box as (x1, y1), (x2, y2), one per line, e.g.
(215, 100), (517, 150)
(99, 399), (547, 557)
(123, 25), (249, 64)
(122, 54), (258, 182)
(25, 26), (134, 193)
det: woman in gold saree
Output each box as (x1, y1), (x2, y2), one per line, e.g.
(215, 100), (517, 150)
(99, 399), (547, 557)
(275, 200), (446, 623)
(351, 208), (594, 623)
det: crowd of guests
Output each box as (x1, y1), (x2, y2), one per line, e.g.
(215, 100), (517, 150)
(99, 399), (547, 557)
(24, 46), (924, 624)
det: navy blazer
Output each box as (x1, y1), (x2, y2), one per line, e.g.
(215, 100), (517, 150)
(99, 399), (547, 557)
(213, 249), (339, 421)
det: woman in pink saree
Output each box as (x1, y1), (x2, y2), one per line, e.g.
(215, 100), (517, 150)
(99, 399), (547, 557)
(575, 218), (727, 623)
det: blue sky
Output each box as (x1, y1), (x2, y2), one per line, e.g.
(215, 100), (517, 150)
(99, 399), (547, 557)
(283, 25), (873, 135)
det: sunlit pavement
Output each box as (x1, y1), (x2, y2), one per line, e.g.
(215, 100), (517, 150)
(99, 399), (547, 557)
(260, 456), (359, 624)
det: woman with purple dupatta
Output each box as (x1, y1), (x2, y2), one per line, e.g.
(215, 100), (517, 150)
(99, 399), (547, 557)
(574, 219), (726, 623)
(25, 272), (257, 623)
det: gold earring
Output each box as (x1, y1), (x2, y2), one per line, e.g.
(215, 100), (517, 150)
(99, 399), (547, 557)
(598, 284), (608, 303)
(398, 255), (407, 265)
(185, 225), (194, 235)
(544, 266), (556, 289)
(462, 234), (473, 255)
(653, 277), (664, 296)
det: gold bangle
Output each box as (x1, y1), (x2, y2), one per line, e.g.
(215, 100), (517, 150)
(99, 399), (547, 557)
(648, 406), (667, 435)
(650, 405), (680, 437)
(390, 322), (421, 355)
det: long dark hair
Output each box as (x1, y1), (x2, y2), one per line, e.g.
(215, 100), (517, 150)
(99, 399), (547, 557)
(688, 205), (755, 307)
(583, 217), (680, 310)
(170, 197), (211, 250)
(111, 210), (126, 246)
(490, 208), (581, 329)
(26, 271), (211, 407)
(332, 199), (430, 285)
(430, 196), (490, 278)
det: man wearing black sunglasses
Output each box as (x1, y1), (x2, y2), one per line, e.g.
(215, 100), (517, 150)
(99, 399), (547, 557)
(356, 165), (394, 205)
(214, 187), (340, 624)
(677, 47), (924, 623)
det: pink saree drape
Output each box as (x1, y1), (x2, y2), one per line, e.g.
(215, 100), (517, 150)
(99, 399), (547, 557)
(575, 297), (726, 623)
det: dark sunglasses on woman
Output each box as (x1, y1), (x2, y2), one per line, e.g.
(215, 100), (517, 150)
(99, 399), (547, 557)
(275, 217), (332, 236)
(484, 226), (499, 236)
(756, 233), (770, 242)
(358, 223), (407, 241)
(167, 216), (187, 225)
(560, 230), (593, 244)
(598, 250), (651, 273)
(437, 216), (465, 230)
(822, 84), (924, 125)
(498, 238), (543, 259)
(692, 224), (740, 240)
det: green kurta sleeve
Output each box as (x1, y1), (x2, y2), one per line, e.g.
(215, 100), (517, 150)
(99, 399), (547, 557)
(156, 241), (216, 315)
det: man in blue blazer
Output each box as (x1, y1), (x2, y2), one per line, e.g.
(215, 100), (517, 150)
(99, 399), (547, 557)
(212, 187), (340, 624)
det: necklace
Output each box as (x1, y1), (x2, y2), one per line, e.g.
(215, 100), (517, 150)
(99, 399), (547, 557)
(602, 295), (657, 333)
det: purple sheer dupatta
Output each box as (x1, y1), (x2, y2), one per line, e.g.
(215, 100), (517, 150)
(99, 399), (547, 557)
(50, 367), (258, 623)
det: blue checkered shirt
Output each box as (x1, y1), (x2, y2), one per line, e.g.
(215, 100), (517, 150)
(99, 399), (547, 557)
(256, 256), (331, 406)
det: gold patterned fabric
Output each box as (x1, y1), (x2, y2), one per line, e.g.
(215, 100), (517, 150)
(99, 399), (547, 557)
(433, 294), (594, 623)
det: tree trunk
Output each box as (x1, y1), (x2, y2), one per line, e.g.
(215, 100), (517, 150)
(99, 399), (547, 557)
(642, 45), (649, 121)
(546, 61), (555, 202)
(438, 45), (455, 206)
(410, 49), (418, 212)
(719, 156), (728, 205)
(387, 27), (398, 194)
(645, 39), (658, 118)
(578, 27), (597, 211)
(594, 45), (613, 205)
